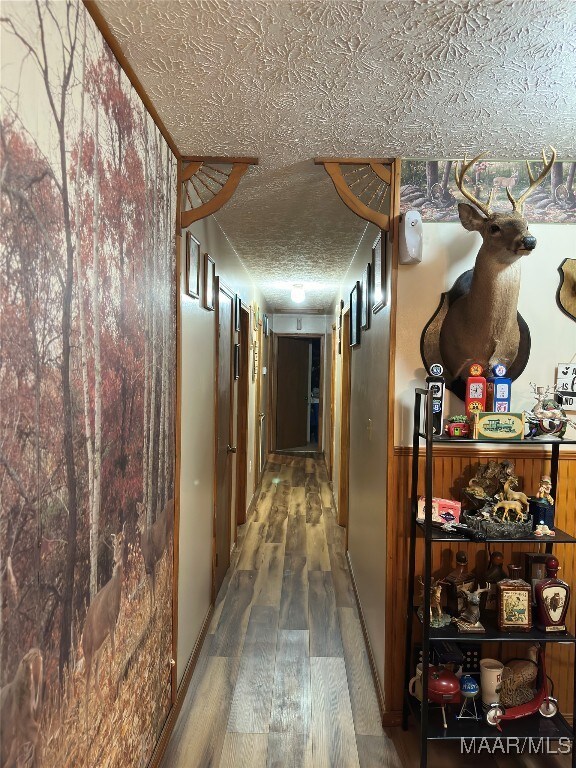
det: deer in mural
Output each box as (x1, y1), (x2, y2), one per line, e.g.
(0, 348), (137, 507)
(422, 147), (555, 395)
(136, 498), (174, 611)
(492, 167), (519, 195)
(82, 525), (125, 722)
(0, 648), (43, 768)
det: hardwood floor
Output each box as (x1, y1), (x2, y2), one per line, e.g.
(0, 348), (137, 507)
(162, 454), (390, 767)
(162, 454), (571, 767)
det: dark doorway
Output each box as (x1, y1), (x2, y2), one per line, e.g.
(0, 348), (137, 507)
(235, 305), (250, 529)
(214, 280), (234, 596)
(275, 335), (323, 452)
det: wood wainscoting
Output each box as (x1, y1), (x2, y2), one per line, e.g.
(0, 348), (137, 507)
(385, 444), (576, 721)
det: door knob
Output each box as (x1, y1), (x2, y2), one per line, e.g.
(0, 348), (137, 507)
(227, 445), (237, 453)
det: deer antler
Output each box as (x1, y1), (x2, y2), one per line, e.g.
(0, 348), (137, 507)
(454, 153), (494, 217)
(507, 145), (556, 213)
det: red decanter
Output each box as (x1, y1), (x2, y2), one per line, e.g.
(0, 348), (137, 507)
(535, 556), (570, 632)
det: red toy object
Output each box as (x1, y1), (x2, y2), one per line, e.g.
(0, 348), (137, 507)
(485, 646), (557, 728)
(444, 421), (470, 438)
(427, 668), (461, 729)
(465, 363), (487, 418)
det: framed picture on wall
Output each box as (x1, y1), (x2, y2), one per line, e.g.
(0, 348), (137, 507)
(361, 262), (371, 330)
(185, 231), (200, 298)
(372, 230), (387, 313)
(204, 253), (215, 311)
(263, 314), (269, 336)
(234, 294), (241, 331)
(234, 343), (240, 380)
(350, 281), (361, 347)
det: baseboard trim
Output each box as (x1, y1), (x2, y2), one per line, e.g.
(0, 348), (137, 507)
(346, 551), (386, 722)
(381, 711), (402, 727)
(148, 604), (214, 768)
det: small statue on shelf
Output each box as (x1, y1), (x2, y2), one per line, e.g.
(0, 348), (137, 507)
(445, 551), (475, 614)
(444, 415), (470, 438)
(457, 675), (481, 721)
(498, 645), (539, 708)
(524, 383), (575, 438)
(452, 583), (489, 633)
(417, 577), (451, 627)
(461, 460), (533, 539)
(536, 475), (554, 505)
(529, 475), (556, 536)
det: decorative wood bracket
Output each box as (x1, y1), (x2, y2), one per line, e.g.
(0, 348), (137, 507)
(314, 158), (393, 231)
(181, 156), (258, 228)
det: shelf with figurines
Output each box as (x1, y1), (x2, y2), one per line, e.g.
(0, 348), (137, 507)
(403, 378), (576, 767)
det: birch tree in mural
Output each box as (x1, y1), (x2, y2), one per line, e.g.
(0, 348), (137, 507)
(1, 2), (176, 766)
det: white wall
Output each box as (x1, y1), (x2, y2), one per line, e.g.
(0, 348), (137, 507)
(395, 221), (576, 445)
(177, 214), (267, 683)
(330, 222), (392, 698)
(272, 313), (328, 335)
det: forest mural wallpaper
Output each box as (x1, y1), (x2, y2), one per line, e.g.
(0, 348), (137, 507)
(0, 2), (176, 766)
(401, 158), (576, 223)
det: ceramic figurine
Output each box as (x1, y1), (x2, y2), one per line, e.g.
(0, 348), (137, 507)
(465, 363), (487, 418)
(426, 363), (445, 435)
(535, 556), (570, 632)
(498, 645), (539, 708)
(486, 551), (506, 581)
(461, 460), (533, 539)
(457, 675), (481, 720)
(529, 475), (556, 535)
(483, 551), (506, 613)
(444, 415), (470, 438)
(445, 551), (475, 615)
(486, 364), (512, 413)
(525, 384), (574, 438)
(417, 577), (451, 627)
(452, 583), (489, 633)
(537, 475), (554, 505)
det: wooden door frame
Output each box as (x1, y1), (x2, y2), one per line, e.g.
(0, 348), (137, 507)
(235, 303), (250, 529)
(329, 323), (337, 479)
(253, 318), (262, 490)
(338, 309), (351, 528)
(212, 277), (235, 600)
(271, 333), (324, 453)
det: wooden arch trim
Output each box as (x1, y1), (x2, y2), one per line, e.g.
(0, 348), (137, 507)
(314, 158), (393, 231)
(180, 156), (258, 228)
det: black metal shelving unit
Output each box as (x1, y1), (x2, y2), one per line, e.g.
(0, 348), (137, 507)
(402, 387), (576, 768)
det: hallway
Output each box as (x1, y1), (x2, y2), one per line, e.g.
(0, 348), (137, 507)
(161, 453), (399, 767)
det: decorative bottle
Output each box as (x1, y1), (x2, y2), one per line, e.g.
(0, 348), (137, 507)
(535, 556), (570, 632)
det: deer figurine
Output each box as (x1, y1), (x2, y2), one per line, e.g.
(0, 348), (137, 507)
(136, 498), (174, 610)
(422, 147), (555, 393)
(503, 477), (529, 510)
(418, 576), (446, 623)
(82, 524), (125, 721)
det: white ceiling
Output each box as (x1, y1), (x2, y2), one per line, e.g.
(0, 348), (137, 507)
(97, 0), (576, 311)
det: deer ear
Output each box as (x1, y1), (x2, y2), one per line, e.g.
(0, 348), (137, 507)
(458, 202), (486, 232)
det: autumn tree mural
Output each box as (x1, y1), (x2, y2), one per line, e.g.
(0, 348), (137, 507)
(1, 2), (176, 766)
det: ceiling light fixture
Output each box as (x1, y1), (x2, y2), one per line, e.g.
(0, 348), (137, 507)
(290, 284), (305, 304)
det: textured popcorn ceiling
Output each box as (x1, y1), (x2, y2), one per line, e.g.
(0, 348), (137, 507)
(97, 0), (576, 310)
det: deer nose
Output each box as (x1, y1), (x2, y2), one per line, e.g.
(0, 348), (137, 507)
(522, 235), (537, 250)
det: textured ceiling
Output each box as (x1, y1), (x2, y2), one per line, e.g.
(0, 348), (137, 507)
(97, 0), (576, 310)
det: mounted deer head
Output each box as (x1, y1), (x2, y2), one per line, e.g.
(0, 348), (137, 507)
(433, 147), (555, 386)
